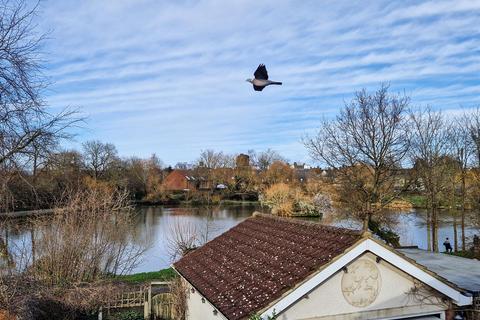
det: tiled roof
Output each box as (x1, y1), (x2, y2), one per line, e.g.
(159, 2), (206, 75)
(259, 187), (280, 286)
(173, 213), (361, 320)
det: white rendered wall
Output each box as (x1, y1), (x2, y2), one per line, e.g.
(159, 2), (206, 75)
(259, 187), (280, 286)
(278, 252), (447, 320)
(184, 280), (228, 320)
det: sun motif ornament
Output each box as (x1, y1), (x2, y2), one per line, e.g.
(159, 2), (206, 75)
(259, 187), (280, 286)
(341, 258), (382, 307)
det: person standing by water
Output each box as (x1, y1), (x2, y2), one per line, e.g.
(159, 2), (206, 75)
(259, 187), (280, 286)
(443, 238), (453, 253)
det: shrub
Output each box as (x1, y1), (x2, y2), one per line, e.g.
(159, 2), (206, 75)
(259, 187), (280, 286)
(31, 180), (148, 285)
(116, 310), (144, 320)
(260, 183), (331, 217)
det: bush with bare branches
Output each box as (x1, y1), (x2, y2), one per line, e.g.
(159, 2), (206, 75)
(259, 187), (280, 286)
(30, 179), (148, 285)
(260, 183), (331, 217)
(0, 180), (149, 316)
(166, 215), (218, 262)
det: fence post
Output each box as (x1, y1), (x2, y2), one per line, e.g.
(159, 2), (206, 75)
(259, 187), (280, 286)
(144, 284), (152, 319)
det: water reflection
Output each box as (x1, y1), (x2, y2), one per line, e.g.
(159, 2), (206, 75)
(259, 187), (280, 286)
(391, 209), (479, 251)
(130, 205), (260, 272)
(1, 206), (479, 274)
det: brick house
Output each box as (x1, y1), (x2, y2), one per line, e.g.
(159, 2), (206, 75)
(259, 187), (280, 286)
(174, 213), (479, 320)
(163, 170), (210, 191)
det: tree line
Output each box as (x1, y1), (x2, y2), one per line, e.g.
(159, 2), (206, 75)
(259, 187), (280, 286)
(1, 137), (299, 212)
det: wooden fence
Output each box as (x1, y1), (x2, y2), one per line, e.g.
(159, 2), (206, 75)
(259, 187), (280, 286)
(100, 281), (174, 320)
(106, 285), (147, 309)
(152, 293), (175, 320)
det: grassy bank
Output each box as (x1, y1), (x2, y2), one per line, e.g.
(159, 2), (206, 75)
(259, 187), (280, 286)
(447, 250), (477, 259)
(114, 268), (177, 283)
(401, 194), (428, 208)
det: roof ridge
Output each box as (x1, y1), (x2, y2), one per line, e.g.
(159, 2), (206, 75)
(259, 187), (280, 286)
(251, 211), (361, 235)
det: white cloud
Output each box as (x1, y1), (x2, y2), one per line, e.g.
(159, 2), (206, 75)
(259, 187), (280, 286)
(37, 0), (480, 165)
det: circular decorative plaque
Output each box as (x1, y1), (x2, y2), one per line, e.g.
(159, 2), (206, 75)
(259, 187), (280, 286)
(341, 259), (381, 307)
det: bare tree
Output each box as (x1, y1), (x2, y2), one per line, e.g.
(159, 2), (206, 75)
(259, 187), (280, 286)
(409, 107), (452, 252)
(82, 140), (119, 179)
(196, 149), (227, 169)
(0, 1), (81, 213)
(123, 154), (164, 199)
(304, 85), (410, 231)
(0, 1), (80, 168)
(468, 107), (480, 210)
(470, 107), (480, 167)
(450, 114), (475, 251)
(31, 183), (148, 284)
(248, 149), (286, 171)
(195, 149), (234, 191)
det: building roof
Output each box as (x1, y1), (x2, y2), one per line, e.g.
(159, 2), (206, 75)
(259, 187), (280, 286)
(398, 248), (480, 294)
(170, 169), (200, 181)
(173, 213), (361, 320)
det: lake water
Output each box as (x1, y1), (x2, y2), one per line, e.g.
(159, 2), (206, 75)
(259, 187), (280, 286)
(2, 205), (480, 274)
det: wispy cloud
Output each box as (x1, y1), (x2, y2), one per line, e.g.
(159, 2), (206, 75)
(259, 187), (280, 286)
(37, 0), (480, 164)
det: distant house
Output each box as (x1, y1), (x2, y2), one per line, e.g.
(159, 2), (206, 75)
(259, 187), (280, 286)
(174, 213), (479, 320)
(163, 170), (210, 191)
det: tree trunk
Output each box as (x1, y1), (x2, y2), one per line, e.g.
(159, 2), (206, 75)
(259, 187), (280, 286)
(461, 172), (466, 251)
(453, 211), (458, 252)
(461, 209), (466, 251)
(426, 210), (432, 251)
(431, 188), (438, 252)
(362, 202), (372, 232)
(432, 206), (438, 252)
(363, 214), (369, 232)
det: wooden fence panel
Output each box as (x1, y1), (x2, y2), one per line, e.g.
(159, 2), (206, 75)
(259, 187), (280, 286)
(152, 293), (174, 320)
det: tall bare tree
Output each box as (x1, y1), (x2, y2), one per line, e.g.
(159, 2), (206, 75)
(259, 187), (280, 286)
(470, 107), (480, 167)
(0, 1), (79, 167)
(450, 114), (475, 251)
(0, 0), (80, 212)
(248, 149), (286, 171)
(304, 85), (410, 232)
(409, 107), (452, 252)
(196, 149), (229, 169)
(468, 107), (480, 209)
(82, 140), (118, 179)
(196, 149), (234, 191)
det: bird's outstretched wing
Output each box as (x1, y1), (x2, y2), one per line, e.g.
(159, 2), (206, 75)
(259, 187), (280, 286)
(253, 85), (264, 91)
(254, 64), (268, 80)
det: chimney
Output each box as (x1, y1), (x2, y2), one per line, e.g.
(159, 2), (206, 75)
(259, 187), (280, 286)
(236, 154), (250, 168)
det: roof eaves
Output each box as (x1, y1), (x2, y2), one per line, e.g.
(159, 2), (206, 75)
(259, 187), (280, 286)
(172, 265), (230, 319)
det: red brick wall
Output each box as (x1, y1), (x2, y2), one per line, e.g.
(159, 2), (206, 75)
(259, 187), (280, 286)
(163, 171), (189, 191)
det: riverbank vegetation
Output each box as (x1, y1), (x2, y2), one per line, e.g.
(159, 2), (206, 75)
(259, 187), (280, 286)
(113, 268), (176, 284)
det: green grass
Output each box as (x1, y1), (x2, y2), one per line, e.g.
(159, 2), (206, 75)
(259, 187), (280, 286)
(447, 250), (477, 259)
(401, 194), (427, 208)
(114, 268), (177, 283)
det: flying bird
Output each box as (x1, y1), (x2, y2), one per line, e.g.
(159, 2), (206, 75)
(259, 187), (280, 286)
(246, 64), (282, 91)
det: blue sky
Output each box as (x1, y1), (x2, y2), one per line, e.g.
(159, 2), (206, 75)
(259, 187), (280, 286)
(37, 0), (480, 165)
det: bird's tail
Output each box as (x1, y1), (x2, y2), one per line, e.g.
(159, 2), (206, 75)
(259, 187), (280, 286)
(270, 81), (282, 85)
